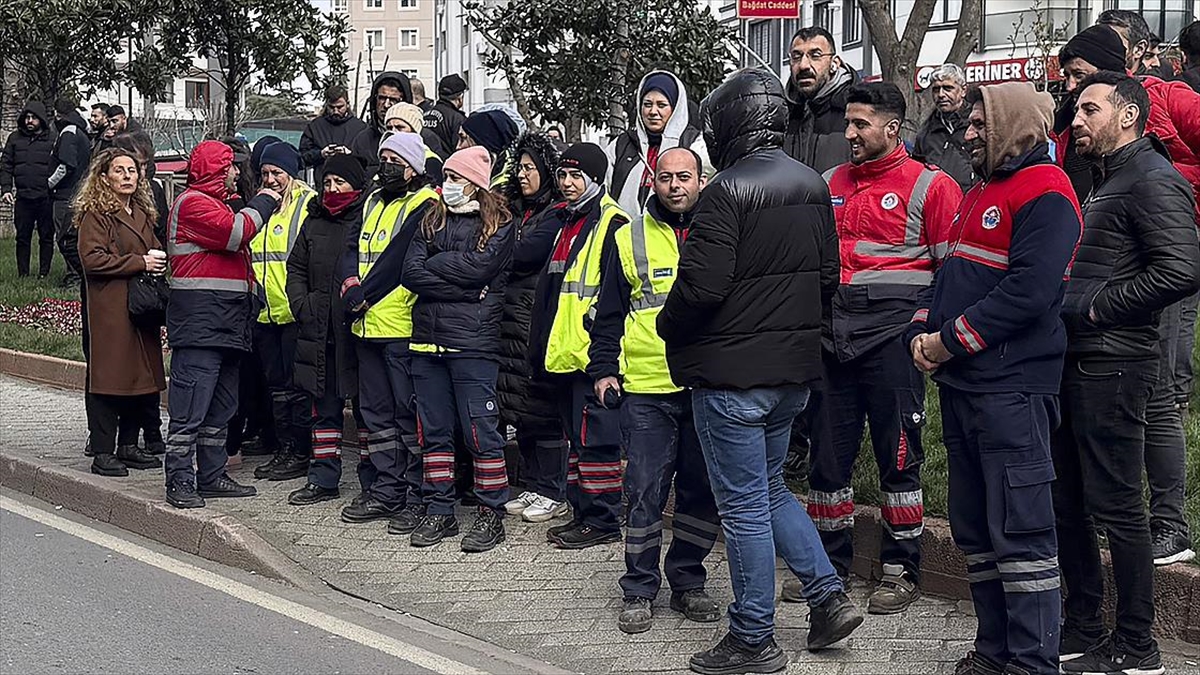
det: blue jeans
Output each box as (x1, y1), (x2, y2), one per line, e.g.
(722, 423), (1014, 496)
(692, 385), (843, 645)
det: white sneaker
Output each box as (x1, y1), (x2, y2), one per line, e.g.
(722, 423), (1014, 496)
(523, 495), (569, 523)
(504, 491), (539, 515)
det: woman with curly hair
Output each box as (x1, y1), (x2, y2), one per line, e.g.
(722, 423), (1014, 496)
(74, 148), (167, 477)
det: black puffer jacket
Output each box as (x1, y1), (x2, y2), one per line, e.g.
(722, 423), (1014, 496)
(286, 192), (366, 398)
(499, 132), (563, 430)
(1, 102), (54, 200)
(403, 206), (514, 354)
(1062, 136), (1200, 360)
(783, 62), (857, 173)
(913, 105), (975, 191)
(657, 68), (840, 390)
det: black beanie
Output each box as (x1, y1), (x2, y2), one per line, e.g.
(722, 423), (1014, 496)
(438, 74), (468, 98)
(559, 143), (608, 184)
(1059, 25), (1127, 73)
(323, 154), (367, 191)
(251, 135), (284, 171)
(462, 110), (519, 155)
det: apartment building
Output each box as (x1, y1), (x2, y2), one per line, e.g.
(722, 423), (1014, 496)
(431, 0), (514, 110)
(339, 0), (437, 114)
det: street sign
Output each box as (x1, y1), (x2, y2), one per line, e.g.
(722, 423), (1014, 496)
(737, 0), (801, 19)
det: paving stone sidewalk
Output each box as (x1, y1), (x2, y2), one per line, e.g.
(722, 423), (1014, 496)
(4, 374), (1199, 675)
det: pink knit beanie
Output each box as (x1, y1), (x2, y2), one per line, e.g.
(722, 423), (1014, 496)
(444, 146), (493, 190)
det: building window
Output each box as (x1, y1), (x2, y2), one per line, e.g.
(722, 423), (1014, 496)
(780, 18), (800, 64)
(982, 1), (1088, 49)
(399, 28), (419, 50)
(843, 0), (863, 45)
(747, 20), (775, 69)
(365, 28), (384, 51)
(812, 0), (834, 31)
(399, 0), (417, 7)
(1107, 0), (1194, 44)
(332, 0), (347, 12)
(402, 69), (419, 80)
(932, 0), (962, 26)
(366, 0), (383, 9)
(184, 81), (209, 109)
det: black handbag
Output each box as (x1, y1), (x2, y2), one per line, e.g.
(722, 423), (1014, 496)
(119, 220), (170, 329)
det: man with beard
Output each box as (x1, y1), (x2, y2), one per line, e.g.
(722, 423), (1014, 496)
(300, 85), (368, 178)
(913, 64), (975, 191)
(1, 102), (55, 277)
(907, 82), (1082, 675)
(88, 103), (109, 151)
(349, 71), (414, 178)
(1054, 71), (1200, 675)
(783, 26), (858, 173)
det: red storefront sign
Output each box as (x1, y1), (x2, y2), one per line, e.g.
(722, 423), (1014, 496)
(737, 0), (801, 19)
(914, 57), (1062, 90)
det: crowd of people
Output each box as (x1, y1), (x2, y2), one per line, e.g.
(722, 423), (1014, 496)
(3, 9), (1200, 675)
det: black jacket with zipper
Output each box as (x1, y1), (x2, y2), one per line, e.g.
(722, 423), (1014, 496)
(1062, 136), (1200, 361)
(913, 105), (975, 192)
(1, 102), (54, 200)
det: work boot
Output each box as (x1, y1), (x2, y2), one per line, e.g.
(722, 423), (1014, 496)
(867, 564), (920, 615)
(116, 444), (162, 470)
(618, 597), (653, 634)
(288, 483), (340, 506)
(266, 448), (308, 481)
(166, 479), (205, 509)
(780, 578), (804, 603)
(689, 632), (787, 675)
(806, 591), (863, 651)
(239, 433), (272, 456)
(546, 518), (581, 543)
(461, 508), (505, 553)
(90, 453), (128, 477)
(953, 651), (1004, 675)
(198, 473), (257, 499)
(144, 438), (166, 455)
(341, 497), (400, 523)
(410, 513), (460, 547)
(553, 523), (621, 550)
(254, 446), (289, 480)
(387, 504), (426, 535)
(671, 589), (721, 623)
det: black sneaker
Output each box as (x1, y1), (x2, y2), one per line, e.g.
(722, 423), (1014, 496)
(91, 453), (129, 477)
(618, 597), (653, 634)
(1151, 529), (1196, 566)
(546, 518), (581, 543)
(1060, 628), (1105, 662)
(266, 452), (309, 482)
(240, 434), (273, 456)
(166, 479), (205, 509)
(254, 446), (289, 479)
(461, 508), (505, 553)
(288, 483), (340, 506)
(553, 523), (621, 549)
(387, 504), (426, 535)
(806, 591), (863, 651)
(689, 632), (787, 675)
(671, 589), (721, 623)
(198, 474), (257, 499)
(116, 444), (162, 470)
(341, 497), (401, 523)
(952, 651), (1005, 675)
(410, 513), (460, 547)
(144, 439), (166, 455)
(1060, 634), (1164, 675)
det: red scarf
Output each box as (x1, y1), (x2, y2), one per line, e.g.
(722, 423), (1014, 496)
(323, 189), (362, 216)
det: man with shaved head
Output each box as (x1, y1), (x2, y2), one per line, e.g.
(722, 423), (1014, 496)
(588, 146), (722, 635)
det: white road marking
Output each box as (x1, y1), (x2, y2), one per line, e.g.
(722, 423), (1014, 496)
(0, 495), (487, 675)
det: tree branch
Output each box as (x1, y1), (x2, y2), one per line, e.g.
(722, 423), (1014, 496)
(946, 0), (982, 66)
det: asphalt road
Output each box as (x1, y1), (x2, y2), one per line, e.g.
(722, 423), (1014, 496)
(0, 492), (565, 675)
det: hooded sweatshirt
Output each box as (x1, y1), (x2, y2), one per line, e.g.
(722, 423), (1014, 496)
(605, 70), (709, 219)
(1, 102), (54, 200)
(907, 82), (1083, 395)
(49, 110), (91, 200)
(349, 71), (413, 177)
(784, 61), (858, 173)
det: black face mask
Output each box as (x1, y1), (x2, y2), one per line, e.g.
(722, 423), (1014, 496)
(378, 163), (411, 192)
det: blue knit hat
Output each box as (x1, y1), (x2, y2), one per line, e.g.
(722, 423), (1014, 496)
(250, 135), (284, 171)
(259, 142), (301, 177)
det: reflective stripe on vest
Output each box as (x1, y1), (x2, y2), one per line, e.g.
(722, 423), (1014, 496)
(352, 186), (440, 339)
(250, 184), (314, 324)
(544, 194), (629, 374)
(848, 168), (938, 285)
(172, 276), (250, 292)
(615, 211), (681, 394)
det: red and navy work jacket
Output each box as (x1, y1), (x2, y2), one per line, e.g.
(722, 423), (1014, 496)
(907, 146), (1083, 395)
(823, 144), (961, 362)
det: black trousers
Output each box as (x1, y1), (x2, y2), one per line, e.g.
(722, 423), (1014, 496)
(87, 392), (161, 456)
(52, 199), (81, 281)
(14, 196), (54, 277)
(1052, 356), (1158, 647)
(1145, 301), (1188, 537)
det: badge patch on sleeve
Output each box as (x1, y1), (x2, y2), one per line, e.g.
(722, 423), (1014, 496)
(652, 268), (673, 279)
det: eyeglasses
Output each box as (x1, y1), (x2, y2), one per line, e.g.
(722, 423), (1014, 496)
(377, 94), (403, 105)
(790, 50), (833, 64)
(517, 163), (538, 175)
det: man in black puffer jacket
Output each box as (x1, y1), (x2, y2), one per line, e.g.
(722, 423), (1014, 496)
(1054, 72), (1200, 675)
(656, 68), (859, 675)
(1, 102), (55, 277)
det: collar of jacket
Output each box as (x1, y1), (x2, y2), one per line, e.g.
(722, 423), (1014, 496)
(1093, 135), (1170, 181)
(935, 104), (969, 130)
(846, 142), (909, 180)
(646, 194), (691, 230)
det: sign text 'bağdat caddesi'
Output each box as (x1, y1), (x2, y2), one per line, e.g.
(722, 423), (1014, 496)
(737, 0), (800, 19)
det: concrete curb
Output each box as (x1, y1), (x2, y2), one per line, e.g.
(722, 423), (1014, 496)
(0, 451), (316, 589)
(0, 348), (85, 390)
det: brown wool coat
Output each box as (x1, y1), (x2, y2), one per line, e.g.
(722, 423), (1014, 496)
(78, 206), (166, 396)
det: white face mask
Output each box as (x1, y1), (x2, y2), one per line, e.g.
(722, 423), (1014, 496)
(442, 181), (471, 207)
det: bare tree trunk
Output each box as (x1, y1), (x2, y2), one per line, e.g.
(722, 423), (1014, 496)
(567, 114), (582, 144)
(946, 0), (983, 67)
(606, 13), (630, 140)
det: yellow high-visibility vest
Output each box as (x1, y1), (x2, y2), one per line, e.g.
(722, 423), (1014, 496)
(544, 194), (628, 374)
(614, 210), (683, 394)
(352, 186), (440, 339)
(249, 182), (315, 325)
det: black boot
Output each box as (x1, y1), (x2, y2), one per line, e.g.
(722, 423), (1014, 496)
(166, 479), (205, 509)
(806, 591), (864, 651)
(116, 444), (162, 470)
(91, 453), (128, 477)
(239, 434), (272, 456)
(144, 438), (166, 455)
(689, 632), (787, 675)
(267, 445), (309, 481)
(410, 513), (460, 547)
(198, 473), (257, 499)
(288, 483), (340, 506)
(461, 508), (505, 553)
(254, 445), (289, 480)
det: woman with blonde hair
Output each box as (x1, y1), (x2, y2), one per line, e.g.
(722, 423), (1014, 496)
(74, 147), (167, 477)
(403, 145), (514, 552)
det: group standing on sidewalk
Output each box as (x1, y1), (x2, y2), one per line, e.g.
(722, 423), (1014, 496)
(8, 15), (1200, 675)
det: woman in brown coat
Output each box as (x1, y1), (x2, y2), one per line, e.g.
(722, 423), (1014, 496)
(75, 148), (167, 477)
